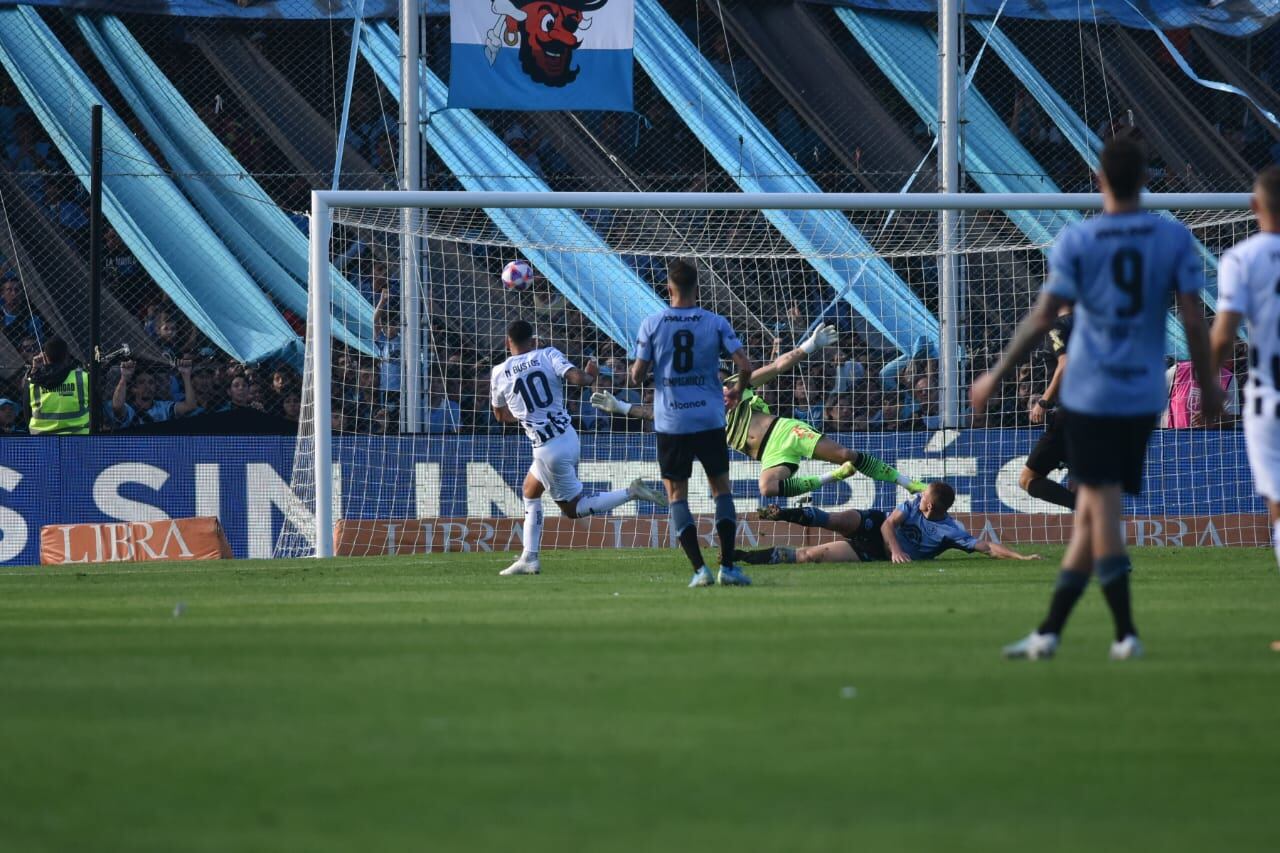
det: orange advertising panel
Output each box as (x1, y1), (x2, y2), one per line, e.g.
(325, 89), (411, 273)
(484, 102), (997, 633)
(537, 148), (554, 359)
(334, 513), (1272, 557)
(40, 517), (233, 565)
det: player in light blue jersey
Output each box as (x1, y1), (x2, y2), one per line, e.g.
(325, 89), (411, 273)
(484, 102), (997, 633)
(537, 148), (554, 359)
(972, 137), (1221, 661)
(631, 259), (755, 587)
(738, 482), (1039, 565)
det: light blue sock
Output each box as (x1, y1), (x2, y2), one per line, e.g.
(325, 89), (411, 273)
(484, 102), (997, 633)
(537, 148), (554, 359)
(669, 499), (694, 538)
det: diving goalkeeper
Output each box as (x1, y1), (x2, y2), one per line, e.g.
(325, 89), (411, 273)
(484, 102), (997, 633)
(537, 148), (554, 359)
(592, 325), (925, 499)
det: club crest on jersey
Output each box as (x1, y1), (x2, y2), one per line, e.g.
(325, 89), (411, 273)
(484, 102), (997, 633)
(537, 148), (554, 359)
(486, 0), (608, 87)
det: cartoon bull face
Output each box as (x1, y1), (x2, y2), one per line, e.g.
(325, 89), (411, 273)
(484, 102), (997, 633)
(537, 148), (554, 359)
(502, 0), (608, 88)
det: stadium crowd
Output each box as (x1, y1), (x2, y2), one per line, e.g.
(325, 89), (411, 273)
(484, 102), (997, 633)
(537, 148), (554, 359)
(0, 7), (1275, 435)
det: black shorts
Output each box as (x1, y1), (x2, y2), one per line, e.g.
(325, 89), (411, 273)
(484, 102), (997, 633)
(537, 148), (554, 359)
(845, 509), (889, 563)
(1062, 409), (1157, 495)
(1025, 410), (1069, 476)
(656, 427), (731, 481)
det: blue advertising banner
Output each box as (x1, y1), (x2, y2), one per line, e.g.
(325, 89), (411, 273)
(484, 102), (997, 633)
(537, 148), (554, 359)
(0, 430), (1264, 565)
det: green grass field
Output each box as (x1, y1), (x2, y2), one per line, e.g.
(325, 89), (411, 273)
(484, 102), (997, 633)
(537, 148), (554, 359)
(1, 547), (1277, 852)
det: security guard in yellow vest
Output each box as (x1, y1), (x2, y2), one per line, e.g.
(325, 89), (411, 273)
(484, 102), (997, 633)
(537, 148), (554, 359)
(27, 336), (90, 435)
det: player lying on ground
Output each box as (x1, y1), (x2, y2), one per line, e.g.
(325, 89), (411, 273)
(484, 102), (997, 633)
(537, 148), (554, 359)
(592, 325), (924, 500)
(971, 136), (1221, 661)
(491, 320), (667, 577)
(1210, 164), (1280, 574)
(737, 481), (1039, 565)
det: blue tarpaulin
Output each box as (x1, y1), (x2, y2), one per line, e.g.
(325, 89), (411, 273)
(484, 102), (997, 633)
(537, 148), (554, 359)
(360, 21), (665, 349)
(0, 1), (445, 19)
(76, 13), (375, 353)
(0, 5), (299, 363)
(839, 9), (1192, 355)
(0, 0), (1273, 34)
(972, 17), (1223, 315)
(809, 0), (1278, 35)
(633, 0), (939, 354)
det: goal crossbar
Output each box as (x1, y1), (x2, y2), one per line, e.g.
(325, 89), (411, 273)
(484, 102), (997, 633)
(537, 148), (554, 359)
(310, 190), (1252, 212)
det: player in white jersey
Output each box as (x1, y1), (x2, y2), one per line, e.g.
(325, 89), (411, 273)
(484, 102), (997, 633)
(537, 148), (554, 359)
(973, 137), (1221, 661)
(490, 320), (667, 576)
(1211, 165), (1280, 573)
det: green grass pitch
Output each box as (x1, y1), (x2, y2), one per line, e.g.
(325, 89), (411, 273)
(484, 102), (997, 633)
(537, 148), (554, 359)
(1, 547), (1278, 852)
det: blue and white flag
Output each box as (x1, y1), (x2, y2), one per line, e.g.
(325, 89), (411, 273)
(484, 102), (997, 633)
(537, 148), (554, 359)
(449, 1), (634, 111)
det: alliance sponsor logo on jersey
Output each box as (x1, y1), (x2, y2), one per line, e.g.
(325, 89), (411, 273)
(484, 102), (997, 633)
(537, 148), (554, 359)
(449, 0), (634, 112)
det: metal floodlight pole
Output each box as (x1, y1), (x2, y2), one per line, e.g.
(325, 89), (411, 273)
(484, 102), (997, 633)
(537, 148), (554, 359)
(938, 0), (962, 430)
(88, 104), (103, 435)
(400, 0), (423, 433)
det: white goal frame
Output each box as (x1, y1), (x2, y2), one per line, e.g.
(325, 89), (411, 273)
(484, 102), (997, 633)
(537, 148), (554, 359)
(306, 190), (1250, 558)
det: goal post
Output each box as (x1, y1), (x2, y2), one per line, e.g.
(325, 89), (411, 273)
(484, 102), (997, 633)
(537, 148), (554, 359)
(283, 190), (1256, 561)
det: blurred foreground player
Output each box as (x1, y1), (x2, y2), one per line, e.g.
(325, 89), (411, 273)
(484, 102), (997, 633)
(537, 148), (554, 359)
(631, 259), (754, 587)
(739, 482), (1039, 564)
(1210, 165), (1280, 572)
(491, 320), (666, 576)
(972, 137), (1221, 661)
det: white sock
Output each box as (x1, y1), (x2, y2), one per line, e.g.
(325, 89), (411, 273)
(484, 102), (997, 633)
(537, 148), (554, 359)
(521, 497), (543, 561)
(574, 487), (631, 517)
(1273, 521), (1280, 573)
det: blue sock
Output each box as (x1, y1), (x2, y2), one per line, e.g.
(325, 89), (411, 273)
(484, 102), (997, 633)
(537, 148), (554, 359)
(714, 493), (737, 568)
(801, 506), (830, 528)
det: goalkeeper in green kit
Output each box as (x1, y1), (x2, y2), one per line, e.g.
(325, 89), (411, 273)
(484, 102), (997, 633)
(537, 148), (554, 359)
(592, 324), (925, 499)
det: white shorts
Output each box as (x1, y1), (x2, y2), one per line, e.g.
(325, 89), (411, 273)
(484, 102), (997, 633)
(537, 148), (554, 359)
(530, 433), (583, 503)
(1244, 412), (1280, 501)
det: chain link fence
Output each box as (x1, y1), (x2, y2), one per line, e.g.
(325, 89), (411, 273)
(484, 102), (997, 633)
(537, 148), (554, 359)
(0, 1), (1273, 437)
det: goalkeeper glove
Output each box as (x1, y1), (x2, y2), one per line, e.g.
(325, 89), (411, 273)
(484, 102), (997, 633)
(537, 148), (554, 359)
(591, 390), (632, 415)
(800, 324), (838, 355)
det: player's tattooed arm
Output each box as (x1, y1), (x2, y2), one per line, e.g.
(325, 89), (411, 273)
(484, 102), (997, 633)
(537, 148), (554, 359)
(564, 360), (599, 387)
(973, 541), (1041, 561)
(881, 510), (912, 564)
(751, 324), (838, 388)
(971, 291), (1068, 418)
(590, 390), (653, 421)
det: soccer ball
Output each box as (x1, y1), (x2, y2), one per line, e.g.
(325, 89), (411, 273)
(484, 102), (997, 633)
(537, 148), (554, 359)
(501, 260), (535, 292)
